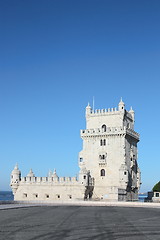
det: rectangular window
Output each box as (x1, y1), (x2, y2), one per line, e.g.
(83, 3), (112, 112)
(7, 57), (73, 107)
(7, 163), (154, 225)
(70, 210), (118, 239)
(156, 193), (159, 197)
(100, 139), (106, 146)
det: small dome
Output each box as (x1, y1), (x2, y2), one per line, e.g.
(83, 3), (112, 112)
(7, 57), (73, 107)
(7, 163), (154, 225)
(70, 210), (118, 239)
(118, 97), (125, 111)
(27, 169), (35, 177)
(129, 106), (134, 113)
(11, 164), (21, 175)
(48, 170), (52, 178)
(52, 169), (58, 178)
(86, 102), (91, 108)
(119, 97), (125, 105)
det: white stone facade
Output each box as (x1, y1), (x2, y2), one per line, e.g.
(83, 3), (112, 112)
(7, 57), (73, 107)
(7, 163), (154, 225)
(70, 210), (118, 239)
(10, 99), (141, 201)
(79, 99), (141, 201)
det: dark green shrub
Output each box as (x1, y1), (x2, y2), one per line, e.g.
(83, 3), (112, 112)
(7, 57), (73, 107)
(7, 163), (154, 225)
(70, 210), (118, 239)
(153, 181), (160, 192)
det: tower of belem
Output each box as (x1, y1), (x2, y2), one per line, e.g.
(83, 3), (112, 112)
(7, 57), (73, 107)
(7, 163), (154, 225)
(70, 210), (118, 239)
(10, 99), (141, 202)
(79, 99), (141, 201)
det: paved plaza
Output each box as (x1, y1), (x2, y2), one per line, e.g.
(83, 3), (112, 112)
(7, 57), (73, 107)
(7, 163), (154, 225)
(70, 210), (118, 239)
(0, 204), (160, 240)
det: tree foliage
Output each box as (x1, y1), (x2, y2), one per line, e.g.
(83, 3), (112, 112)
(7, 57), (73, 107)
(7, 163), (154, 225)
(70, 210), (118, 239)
(153, 181), (160, 192)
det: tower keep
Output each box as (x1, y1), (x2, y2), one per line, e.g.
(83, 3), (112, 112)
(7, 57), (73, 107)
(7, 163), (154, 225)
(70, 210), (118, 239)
(79, 99), (141, 201)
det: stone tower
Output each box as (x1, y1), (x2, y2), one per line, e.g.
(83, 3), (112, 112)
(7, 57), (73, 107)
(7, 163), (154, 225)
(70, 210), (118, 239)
(10, 164), (21, 195)
(79, 99), (141, 201)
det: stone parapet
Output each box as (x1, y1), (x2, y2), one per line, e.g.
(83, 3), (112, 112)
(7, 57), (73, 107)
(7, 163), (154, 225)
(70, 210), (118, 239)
(21, 176), (78, 184)
(90, 108), (118, 115)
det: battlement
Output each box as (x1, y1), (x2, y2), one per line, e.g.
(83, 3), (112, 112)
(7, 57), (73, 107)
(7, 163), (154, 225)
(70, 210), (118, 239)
(81, 126), (139, 140)
(21, 176), (78, 184)
(90, 107), (119, 115)
(86, 99), (134, 122)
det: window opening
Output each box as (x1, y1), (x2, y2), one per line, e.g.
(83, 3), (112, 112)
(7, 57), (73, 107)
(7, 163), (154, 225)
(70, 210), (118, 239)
(102, 125), (107, 132)
(100, 169), (105, 176)
(100, 139), (106, 146)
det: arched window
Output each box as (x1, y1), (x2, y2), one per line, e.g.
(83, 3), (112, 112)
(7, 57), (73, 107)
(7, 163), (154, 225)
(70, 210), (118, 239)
(100, 139), (103, 146)
(102, 124), (107, 132)
(100, 169), (105, 176)
(103, 139), (106, 146)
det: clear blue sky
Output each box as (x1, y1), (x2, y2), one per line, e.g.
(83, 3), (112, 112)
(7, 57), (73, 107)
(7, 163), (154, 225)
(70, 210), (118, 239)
(0, 0), (160, 192)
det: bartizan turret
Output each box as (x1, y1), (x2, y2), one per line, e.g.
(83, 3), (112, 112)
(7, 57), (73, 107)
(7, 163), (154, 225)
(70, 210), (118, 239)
(10, 164), (21, 195)
(118, 97), (125, 112)
(86, 103), (92, 116)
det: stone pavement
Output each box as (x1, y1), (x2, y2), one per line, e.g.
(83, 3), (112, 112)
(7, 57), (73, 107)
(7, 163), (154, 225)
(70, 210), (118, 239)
(0, 205), (160, 240)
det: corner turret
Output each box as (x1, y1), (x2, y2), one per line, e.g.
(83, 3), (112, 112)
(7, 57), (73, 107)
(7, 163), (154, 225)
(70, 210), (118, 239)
(86, 103), (92, 116)
(79, 166), (88, 185)
(52, 169), (58, 180)
(10, 164), (21, 195)
(118, 98), (125, 112)
(129, 106), (135, 122)
(27, 169), (35, 177)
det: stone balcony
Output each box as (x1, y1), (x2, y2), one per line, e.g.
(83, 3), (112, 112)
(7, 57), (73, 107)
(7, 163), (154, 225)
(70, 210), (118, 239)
(80, 126), (139, 141)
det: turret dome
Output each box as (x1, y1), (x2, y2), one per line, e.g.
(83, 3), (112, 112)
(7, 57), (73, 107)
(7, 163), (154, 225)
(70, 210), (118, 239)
(118, 97), (125, 111)
(11, 163), (21, 175)
(52, 169), (58, 178)
(27, 169), (35, 177)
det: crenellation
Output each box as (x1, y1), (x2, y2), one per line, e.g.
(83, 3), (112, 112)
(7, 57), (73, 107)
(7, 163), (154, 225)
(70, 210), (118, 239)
(65, 177), (71, 182)
(37, 177), (41, 182)
(59, 177), (65, 182)
(88, 108), (128, 118)
(21, 177), (26, 182)
(19, 174), (79, 186)
(71, 177), (77, 182)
